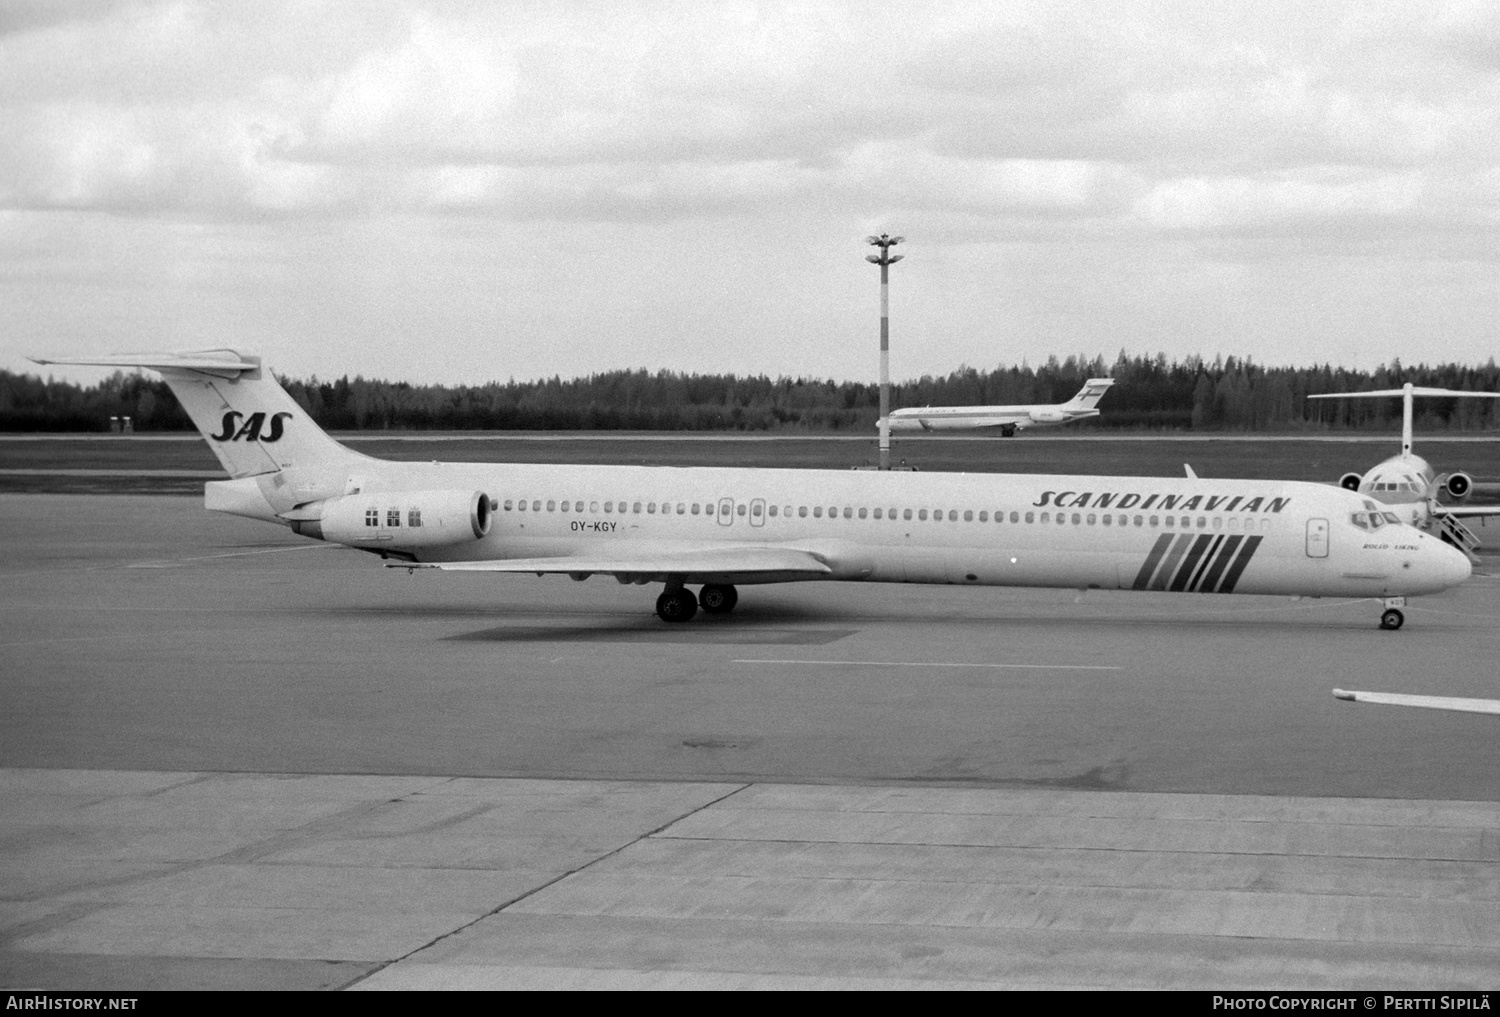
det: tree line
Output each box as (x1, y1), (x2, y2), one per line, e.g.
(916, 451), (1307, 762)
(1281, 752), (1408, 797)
(3, 353), (1498, 433)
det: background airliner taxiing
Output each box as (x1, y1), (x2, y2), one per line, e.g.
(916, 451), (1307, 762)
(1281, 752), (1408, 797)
(32, 351), (1470, 629)
(886, 378), (1115, 436)
(1308, 383), (1500, 560)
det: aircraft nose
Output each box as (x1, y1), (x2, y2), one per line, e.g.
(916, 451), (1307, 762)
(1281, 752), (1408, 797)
(1432, 539), (1472, 590)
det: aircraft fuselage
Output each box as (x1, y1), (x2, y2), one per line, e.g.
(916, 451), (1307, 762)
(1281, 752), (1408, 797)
(218, 461), (1468, 600)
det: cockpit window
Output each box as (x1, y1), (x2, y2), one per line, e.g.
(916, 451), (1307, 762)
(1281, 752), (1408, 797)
(1352, 511), (1404, 530)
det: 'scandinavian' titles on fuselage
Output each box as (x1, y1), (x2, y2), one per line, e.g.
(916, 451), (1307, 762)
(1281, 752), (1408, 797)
(30, 350), (1472, 626)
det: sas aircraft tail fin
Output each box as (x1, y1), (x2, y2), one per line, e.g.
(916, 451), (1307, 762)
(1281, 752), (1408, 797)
(29, 349), (364, 480)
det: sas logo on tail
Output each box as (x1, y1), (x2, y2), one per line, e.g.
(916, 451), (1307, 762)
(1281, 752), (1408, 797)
(211, 411), (292, 443)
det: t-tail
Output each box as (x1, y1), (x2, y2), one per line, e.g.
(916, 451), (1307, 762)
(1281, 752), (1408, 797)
(1065, 378), (1115, 412)
(29, 349), (370, 523)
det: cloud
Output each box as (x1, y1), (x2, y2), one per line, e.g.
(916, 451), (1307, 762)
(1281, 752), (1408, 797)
(4, 0), (1497, 243)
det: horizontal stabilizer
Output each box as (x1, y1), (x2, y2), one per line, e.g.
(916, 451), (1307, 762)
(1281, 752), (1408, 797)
(31, 348), (359, 479)
(1332, 689), (1500, 715)
(1308, 389), (1500, 400)
(391, 544), (833, 579)
(30, 350), (259, 380)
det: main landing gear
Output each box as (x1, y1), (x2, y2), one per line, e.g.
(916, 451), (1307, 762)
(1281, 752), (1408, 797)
(655, 583), (738, 623)
(1378, 597), (1406, 631)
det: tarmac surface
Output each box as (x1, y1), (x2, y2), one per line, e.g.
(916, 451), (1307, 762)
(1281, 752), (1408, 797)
(3, 492), (1499, 990)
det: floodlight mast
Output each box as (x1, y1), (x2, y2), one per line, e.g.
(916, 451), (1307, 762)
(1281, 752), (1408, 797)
(865, 234), (903, 470)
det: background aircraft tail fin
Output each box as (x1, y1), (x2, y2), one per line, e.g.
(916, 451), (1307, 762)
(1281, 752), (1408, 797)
(1307, 383), (1500, 456)
(1067, 378), (1116, 410)
(29, 349), (363, 479)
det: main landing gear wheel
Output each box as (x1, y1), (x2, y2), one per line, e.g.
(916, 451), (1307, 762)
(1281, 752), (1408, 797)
(699, 583), (738, 614)
(1379, 608), (1404, 631)
(656, 588), (699, 623)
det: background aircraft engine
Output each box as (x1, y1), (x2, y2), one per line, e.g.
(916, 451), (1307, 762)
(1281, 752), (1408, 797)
(1443, 472), (1472, 499)
(1339, 473), (1363, 492)
(290, 490), (494, 547)
(1028, 409), (1066, 424)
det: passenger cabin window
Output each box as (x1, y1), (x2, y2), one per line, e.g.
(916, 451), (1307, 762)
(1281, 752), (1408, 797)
(365, 508), (378, 527)
(387, 508), (401, 527)
(409, 509), (422, 527)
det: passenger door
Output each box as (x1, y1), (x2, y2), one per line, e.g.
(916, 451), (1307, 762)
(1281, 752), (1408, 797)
(1306, 518), (1329, 558)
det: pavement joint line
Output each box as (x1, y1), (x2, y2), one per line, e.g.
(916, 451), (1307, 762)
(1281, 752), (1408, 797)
(732, 659), (1124, 670)
(649, 832), (1500, 863)
(337, 780), (755, 991)
(522, 864), (1500, 904)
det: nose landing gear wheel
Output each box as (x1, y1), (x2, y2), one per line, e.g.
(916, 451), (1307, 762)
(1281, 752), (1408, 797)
(656, 588), (699, 623)
(699, 583), (738, 614)
(1379, 608), (1404, 631)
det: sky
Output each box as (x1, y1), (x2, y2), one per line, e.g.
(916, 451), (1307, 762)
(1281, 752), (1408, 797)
(3, 0), (1499, 387)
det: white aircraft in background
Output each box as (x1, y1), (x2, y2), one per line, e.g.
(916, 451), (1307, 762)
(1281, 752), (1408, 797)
(32, 351), (1470, 629)
(1307, 383), (1500, 560)
(887, 378), (1115, 436)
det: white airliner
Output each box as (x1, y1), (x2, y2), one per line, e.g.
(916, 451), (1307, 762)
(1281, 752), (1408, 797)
(1307, 383), (1500, 559)
(32, 351), (1471, 629)
(886, 378), (1114, 436)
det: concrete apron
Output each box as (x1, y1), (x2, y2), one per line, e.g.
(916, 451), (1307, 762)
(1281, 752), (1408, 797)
(2, 769), (1497, 990)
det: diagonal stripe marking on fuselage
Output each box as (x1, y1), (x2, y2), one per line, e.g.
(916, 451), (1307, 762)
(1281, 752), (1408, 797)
(1197, 533), (1243, 593)
(1169, 534), (1216, 592)
(1185, 534), (1226, 592)
(1132, 533), (1175, 590)
(1218, 534), (1264, 593)
(1149, 534), (1194, 591)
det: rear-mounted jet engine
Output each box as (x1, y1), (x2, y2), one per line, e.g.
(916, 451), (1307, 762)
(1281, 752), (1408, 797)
(289, 490), (493, 549)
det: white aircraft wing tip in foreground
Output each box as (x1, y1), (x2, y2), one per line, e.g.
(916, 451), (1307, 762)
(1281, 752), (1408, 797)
(1332, 689), (1500, 715)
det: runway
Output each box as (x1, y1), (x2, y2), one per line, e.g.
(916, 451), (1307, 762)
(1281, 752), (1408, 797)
(3, 494), (1499, 989)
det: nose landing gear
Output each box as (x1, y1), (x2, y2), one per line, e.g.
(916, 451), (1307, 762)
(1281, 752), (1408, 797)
(1379, 597), (1406, 631)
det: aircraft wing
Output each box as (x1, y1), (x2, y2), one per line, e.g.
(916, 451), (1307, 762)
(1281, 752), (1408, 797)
(390, 544), (834, 581)
(1333, 689), (1500, 716)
